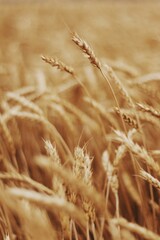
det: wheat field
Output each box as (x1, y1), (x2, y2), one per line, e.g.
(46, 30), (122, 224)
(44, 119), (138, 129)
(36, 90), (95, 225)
(0, 1), (160, 240)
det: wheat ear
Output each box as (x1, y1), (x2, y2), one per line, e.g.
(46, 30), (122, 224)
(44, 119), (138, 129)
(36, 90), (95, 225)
(140, 170), (160, 190)
(42, 55), (75, 76)
(36, 156), (105, 214)
(72, 32), (127, 133)
(137, 103), (160, 119)
(115, 108), (138, 129)
(73, 147), (95, 222)
(72, 32), (101, 69)
(115, 129), (160, 175)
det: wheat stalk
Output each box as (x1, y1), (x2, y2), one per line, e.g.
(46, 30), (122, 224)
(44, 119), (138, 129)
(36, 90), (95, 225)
(48, 95), (100, 131)
(8, 188), (86, 227)
(102, 150), (120, 235)
(111, 218), (160, 240)
(0, 172), (54, 195)
(122, 172), (141, 206)
(0, 115), (17, 169)
(71, 32), (129, 136)
(5, 110), (74, 163)
(6, 92), (43, 116)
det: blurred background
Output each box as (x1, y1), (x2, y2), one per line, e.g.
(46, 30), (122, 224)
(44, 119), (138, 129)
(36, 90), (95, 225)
(0, 0), (160, 90)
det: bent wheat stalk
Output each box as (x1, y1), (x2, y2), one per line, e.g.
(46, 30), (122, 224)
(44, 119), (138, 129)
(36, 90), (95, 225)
(8, 188), (86, 227)
(111, 218), (160, 240)
(0, 172), (54, 195)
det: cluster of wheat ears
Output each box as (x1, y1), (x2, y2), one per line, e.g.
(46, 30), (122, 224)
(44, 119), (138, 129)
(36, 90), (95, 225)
(0, 26), (160, 240)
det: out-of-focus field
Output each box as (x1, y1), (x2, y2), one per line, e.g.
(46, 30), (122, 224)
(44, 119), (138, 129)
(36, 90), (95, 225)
(0, 2), (160, 240)
(0, 2), (160, 89)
